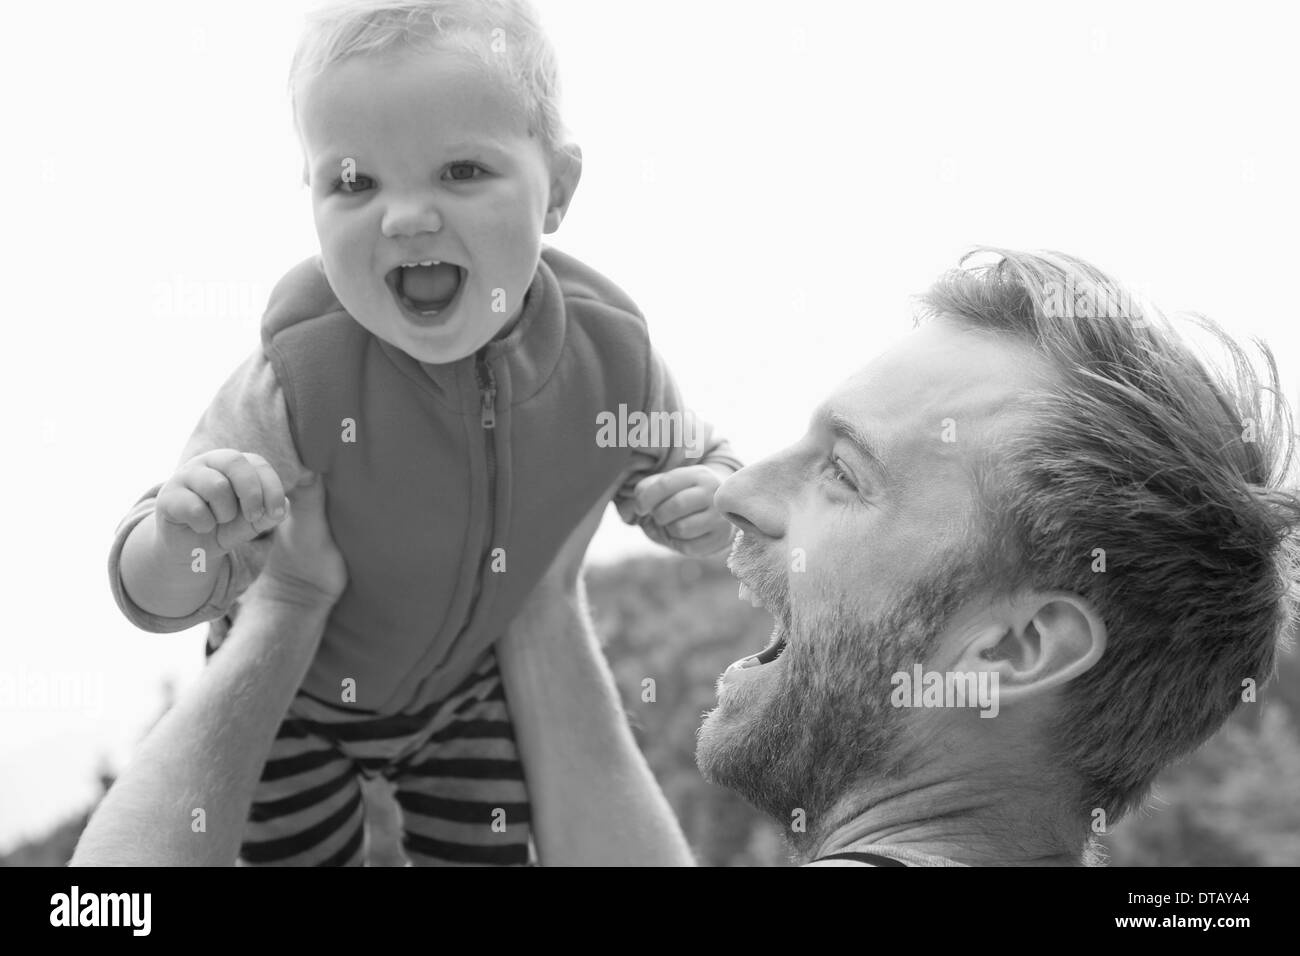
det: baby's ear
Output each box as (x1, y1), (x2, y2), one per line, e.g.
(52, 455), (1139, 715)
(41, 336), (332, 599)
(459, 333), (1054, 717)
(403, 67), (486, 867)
(544, 142), (583, 234)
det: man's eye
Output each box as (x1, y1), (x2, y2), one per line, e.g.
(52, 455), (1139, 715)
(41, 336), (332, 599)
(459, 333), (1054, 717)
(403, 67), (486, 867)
(825, 459), (858, 492)
(443, 162), (485, 182)
(333, 175), (375, 194)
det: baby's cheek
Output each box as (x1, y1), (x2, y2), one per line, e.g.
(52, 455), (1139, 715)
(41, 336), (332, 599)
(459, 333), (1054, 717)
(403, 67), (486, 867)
(319, 246), (357, 298)
(478, 191), (543, 259)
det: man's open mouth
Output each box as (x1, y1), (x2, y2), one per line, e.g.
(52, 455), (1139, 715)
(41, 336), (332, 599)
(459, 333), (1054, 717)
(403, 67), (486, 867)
(731, 581), (788, 668)
(754, 627), (788, 664)
(385, 260), (465, 321)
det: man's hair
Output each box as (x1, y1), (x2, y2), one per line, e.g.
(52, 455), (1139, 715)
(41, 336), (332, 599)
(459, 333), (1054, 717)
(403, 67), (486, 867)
(289, 0), (565, 150)
(918, 248), (1300, 824)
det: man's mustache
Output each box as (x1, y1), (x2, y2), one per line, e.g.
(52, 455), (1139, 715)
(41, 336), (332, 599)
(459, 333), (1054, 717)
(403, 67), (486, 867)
(727, 531), (793, 626)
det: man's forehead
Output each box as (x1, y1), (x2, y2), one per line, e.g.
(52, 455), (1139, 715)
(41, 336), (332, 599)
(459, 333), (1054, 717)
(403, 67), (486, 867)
(821, 319), (1043, 444)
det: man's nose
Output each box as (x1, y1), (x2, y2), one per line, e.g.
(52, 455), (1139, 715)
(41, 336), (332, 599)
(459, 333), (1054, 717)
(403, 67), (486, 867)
(714, 459), (788, 541)
(381, 196), (443, 239)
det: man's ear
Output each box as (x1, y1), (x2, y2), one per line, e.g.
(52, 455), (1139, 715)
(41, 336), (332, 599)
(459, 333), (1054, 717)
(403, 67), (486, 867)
(954, 592), (1107, 706)
(543, 142), (583, 234)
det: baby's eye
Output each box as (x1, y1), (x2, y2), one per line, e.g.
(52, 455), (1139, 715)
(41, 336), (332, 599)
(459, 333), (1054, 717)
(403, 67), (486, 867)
(443, 162), (486, 182)
(333, 175), (375, 194)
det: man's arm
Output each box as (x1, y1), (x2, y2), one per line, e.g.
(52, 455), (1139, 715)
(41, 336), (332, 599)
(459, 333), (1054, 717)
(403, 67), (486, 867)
(496, 500), (696, 866)
(73, 476), (344, 866)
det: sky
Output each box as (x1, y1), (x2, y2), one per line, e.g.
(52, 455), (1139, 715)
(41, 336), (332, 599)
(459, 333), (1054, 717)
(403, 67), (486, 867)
(2, 0), (1298, 851)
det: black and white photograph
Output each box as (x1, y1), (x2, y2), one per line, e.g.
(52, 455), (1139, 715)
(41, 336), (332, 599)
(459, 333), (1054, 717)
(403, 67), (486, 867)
(2, 0), (1297, 927)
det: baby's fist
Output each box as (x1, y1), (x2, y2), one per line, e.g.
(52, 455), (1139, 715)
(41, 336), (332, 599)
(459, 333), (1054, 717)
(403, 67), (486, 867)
(155, 449), (288, 558)
(626, 464), (735, 557)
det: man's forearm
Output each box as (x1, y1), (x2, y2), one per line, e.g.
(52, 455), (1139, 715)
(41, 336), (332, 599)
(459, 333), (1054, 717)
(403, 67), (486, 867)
(497, 578), (696, 867)
(71, 589), (330, 866)
(119, 511), (227, 619)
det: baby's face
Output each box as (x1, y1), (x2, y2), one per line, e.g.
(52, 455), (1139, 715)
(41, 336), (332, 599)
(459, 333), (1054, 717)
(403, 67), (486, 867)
(297, 50), (566, 364)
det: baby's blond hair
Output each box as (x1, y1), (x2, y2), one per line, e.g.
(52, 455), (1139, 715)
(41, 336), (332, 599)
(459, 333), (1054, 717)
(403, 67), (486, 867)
(290, 0), (566, 150)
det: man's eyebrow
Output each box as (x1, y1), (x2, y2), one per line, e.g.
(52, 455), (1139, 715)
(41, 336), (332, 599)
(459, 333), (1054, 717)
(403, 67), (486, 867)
(824, 408), (889, 481)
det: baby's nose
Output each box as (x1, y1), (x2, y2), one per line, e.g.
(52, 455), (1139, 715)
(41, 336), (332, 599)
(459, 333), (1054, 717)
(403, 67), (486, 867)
(381, 199), (443, 238)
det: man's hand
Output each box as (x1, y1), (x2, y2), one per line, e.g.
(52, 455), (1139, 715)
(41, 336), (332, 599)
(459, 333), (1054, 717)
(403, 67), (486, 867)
(621, 464), (735, 557)
(248, 471), (348, 611)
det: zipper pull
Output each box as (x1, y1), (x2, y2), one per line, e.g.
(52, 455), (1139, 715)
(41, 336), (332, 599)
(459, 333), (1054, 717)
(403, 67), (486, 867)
(479, 362), (497, 429)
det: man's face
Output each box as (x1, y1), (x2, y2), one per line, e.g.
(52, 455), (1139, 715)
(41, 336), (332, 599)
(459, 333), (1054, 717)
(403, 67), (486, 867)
(697, 318), (1042, 841)
(297, 50), (561, 364)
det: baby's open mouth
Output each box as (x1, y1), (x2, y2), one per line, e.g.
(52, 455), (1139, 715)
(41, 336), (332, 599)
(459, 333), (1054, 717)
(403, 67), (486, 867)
(386, 260), (464, 317)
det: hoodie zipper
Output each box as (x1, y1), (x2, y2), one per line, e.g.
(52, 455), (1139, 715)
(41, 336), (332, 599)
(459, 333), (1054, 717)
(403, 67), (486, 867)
(475, 353), (498, 586)
(476, 350), (496, 425)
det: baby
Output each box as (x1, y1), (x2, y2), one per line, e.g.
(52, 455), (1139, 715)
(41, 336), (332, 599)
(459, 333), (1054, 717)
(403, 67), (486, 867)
(109, 0), (741, 866)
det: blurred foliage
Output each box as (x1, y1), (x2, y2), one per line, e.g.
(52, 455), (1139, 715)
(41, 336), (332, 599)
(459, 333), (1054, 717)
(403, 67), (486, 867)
(587, 554), (789, 865)
(5, 553), (1298, 866)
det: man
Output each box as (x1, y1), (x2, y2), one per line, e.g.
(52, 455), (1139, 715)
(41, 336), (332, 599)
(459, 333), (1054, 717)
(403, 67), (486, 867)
(513, 247), (1297, 867)
(74, 248), (1298, 866)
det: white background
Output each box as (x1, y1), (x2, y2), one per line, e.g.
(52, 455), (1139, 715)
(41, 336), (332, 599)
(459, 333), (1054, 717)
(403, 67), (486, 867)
(1, 0), (1297, 850)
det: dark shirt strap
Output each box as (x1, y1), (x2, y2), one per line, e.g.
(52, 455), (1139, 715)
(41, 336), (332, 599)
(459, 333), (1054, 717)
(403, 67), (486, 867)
(814, 851), (909, 866)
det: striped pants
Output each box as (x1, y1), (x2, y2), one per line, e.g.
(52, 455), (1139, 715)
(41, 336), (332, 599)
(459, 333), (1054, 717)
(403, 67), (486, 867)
(207, 619), (533, 866)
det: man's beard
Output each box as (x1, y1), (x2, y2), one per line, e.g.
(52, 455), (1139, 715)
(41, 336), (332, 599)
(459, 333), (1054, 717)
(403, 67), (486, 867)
(696, 537), (975, 853)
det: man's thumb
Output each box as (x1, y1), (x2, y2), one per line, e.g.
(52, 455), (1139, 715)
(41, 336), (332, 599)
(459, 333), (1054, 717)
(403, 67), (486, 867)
(287, 472), (325, 510)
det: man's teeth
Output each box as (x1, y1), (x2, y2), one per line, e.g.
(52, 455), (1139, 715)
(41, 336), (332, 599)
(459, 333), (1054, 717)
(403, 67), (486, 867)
(400, 260), (440, 268)
(725, 655), (762, 675)
(738, 583), (763, 608)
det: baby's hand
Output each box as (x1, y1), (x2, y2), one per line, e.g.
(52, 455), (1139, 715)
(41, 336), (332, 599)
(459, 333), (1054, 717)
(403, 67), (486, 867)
(154, 449), (288, 559)
(626, 464), (735, 557)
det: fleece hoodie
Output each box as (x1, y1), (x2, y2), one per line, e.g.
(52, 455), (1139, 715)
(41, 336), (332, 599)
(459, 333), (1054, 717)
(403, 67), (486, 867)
(109, 246), (742, 715)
